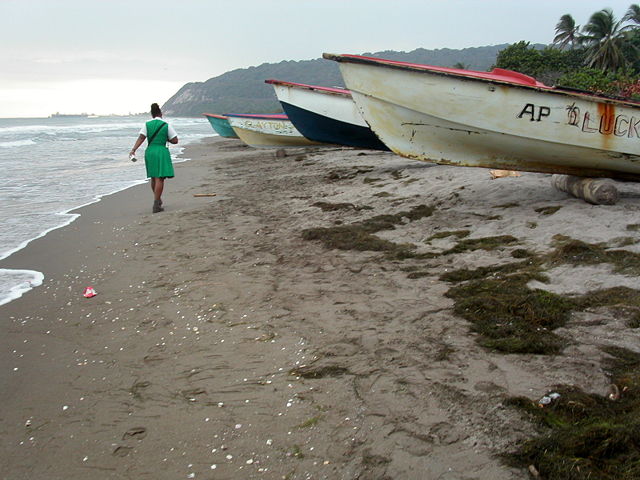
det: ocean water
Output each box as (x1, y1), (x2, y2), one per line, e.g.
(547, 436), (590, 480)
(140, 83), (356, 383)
(0, 115), (214, 306)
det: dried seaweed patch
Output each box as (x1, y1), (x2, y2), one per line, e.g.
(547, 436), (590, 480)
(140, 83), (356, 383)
(289, 365), (349, 378)
(311, 201), (372, 212)
(442, 235), (519, 254)
(445, 273), (574, 354)
(426, 230), (471, 242)
(505, 346), (640, 480)
(550, 235), (640, 275)
(301, 205), (434, 258)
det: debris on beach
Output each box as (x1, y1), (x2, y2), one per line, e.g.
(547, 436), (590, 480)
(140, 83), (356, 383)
(490, 169), (521, 179)
(83, 286), (97, 298)
(537, 392), (561, 407)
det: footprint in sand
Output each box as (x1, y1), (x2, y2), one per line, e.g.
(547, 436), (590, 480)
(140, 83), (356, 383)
(122, 426), (148, 440)
(112, 445), (133, 457)
(112, 427), (147, 457)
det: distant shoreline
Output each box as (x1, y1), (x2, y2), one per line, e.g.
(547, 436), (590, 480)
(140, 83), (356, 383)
(0, 113), (202, 120)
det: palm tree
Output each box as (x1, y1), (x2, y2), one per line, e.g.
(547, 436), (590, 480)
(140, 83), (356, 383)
(581, 8), (627, 71)
(624, 4), (640, 25)
(553, 14), (581, 49)
(622, 4), (640, 71)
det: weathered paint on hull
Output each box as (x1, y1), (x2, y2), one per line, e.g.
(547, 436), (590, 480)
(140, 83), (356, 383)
(203, 114), (238, 138)
(331, 56), (640, 180)
(227, 115), (323, 148)
(230, 125), (321, 148)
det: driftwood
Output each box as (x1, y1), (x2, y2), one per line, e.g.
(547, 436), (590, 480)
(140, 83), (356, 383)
(551, 175), (619, 205)
(490, 169), (521, 179)
(193, 193), (217, 197)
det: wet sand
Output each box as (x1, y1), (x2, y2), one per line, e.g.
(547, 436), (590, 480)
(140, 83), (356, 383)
(2, 136), (640, 479)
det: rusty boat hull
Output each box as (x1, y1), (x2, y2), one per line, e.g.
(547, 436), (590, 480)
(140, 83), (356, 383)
(324, 53), (640, 181)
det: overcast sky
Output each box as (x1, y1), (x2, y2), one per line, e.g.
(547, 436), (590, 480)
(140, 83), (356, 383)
(1, 0), (636, 117)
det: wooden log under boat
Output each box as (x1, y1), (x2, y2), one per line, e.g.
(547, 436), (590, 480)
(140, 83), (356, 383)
(551, 175), (619, 205)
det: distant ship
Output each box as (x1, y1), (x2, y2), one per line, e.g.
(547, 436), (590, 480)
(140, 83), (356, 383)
(49, 112), (90, 118)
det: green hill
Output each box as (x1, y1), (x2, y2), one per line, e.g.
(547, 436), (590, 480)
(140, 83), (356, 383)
(162, 44), (527, 117)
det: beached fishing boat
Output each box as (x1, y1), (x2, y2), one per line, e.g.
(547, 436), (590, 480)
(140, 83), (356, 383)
(203, 113), (238, 138)
(265, 79), (389, 151)
(226, 113), (322, 148)
(324, 53), (640, 181)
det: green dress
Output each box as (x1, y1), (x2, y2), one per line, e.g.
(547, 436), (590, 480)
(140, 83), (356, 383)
(144, 119), (175, 178)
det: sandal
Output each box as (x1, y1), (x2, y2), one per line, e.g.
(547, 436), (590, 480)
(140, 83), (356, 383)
(153, 200), (164, 213)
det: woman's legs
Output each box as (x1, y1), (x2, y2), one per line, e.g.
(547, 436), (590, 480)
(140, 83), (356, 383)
(151, 177), (165, 213)
(153, 178), (165, 201)
(150, 178), (163, 206)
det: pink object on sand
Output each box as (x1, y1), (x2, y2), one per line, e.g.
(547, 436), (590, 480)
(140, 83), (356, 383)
(83, 286), (97, 298)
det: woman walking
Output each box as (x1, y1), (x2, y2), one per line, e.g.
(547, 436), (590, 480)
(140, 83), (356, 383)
(130, 103), (179, 213)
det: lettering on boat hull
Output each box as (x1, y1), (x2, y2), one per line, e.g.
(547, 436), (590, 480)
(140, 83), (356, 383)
(517, 103), (550, 122)
(517, 102), (640, 139)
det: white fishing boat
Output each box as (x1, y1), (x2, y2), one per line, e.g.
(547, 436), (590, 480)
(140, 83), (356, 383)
(323, 53), (640, 181)
(226, 113), (322, 148)
(265, 79), (388, 150)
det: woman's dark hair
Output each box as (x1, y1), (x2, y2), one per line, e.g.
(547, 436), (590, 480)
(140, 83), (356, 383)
(151, 103), (162, 117)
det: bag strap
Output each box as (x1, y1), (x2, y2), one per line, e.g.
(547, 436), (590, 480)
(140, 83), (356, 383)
(147, 121), (167, 145)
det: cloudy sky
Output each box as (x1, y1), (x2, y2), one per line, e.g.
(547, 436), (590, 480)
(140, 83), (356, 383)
(1, 0), (636, 117)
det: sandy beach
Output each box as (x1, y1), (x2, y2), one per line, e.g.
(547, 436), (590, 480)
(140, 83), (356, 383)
(2, 136), (640, 479)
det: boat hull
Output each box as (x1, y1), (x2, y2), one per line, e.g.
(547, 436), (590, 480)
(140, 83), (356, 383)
(269, 82), (389, 150)
(227, 115), (322, 148)
(331, 56), (640, 180)
(203, 114), (238, 138)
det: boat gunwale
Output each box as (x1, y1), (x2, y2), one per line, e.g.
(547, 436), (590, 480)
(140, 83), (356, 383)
(323, 53), (640, 107)
(265, 79), (351, 97)
(203, 113), (229, 120)
(225, 113), (289, 121)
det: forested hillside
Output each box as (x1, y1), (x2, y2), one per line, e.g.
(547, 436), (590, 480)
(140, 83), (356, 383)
(163, 44), (526, 116)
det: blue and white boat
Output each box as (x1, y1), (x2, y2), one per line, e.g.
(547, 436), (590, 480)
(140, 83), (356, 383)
(265, 79), (389, 151)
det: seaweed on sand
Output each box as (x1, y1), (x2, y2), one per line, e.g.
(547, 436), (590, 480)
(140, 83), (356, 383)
(445, 271), (574, 354)
(312, 201), (373, 212)
(301, 205), (435, 259)
(549, 235), (640, 275)
(442, 235), (519, 254)
(440, 237), (640, 354)
(426, 230), (471, 242)
(417, 232), (640, 476)
(505, 346), (640, 480)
